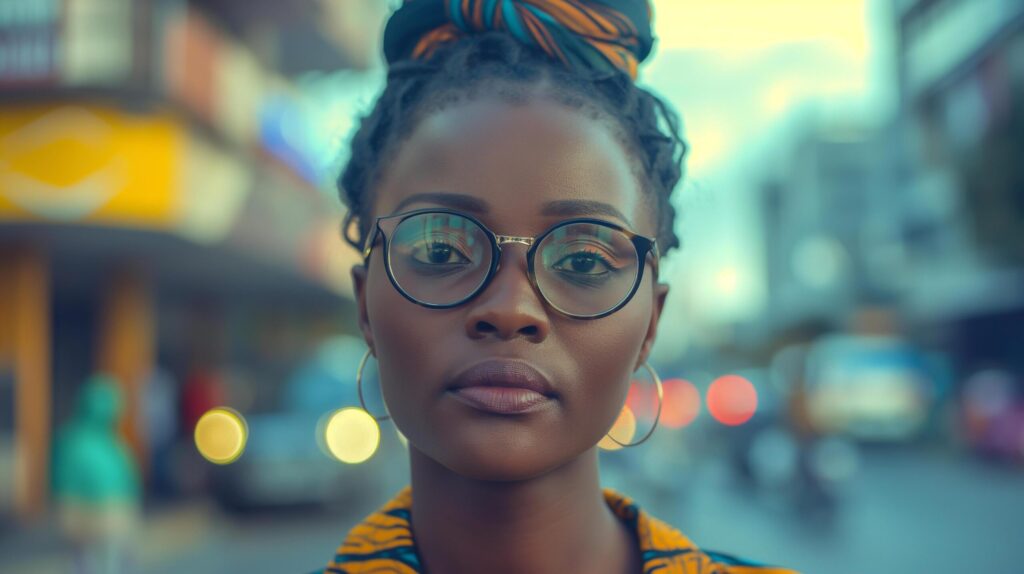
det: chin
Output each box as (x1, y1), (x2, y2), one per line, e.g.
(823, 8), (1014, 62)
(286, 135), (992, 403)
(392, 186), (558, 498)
(445, 451), (558, 483)
(416, 428), (583, 483)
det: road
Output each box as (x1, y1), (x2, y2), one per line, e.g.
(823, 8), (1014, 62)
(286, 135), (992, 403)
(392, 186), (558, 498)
(642, 447), (1024, 574)
(4, 446), (1022, 574)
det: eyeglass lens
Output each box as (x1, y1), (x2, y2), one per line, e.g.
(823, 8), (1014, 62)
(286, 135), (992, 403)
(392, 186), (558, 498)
(385, 212), (641, 316)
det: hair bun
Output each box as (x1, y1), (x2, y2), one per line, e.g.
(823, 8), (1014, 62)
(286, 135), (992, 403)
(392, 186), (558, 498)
(383, 0), (654, 79)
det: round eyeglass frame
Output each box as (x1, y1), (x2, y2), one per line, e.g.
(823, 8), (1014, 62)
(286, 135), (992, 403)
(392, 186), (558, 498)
(361, 208), (660, 320)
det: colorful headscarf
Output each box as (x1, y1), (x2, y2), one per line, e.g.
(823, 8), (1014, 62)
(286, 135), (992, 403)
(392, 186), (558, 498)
(382, 0), (654, 79)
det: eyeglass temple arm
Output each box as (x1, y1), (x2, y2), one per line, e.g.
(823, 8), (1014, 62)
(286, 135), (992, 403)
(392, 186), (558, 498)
(647, 240), (661, 277)
(361, 228), (379, 264)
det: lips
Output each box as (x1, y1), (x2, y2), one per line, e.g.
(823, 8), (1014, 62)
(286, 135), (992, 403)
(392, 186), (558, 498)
(448, 359), (556, 415)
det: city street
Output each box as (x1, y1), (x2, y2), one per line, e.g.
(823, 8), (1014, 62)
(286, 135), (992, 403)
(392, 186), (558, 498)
(2, 2), (1022, 574)
(663, 447), (1024, 574)
(78, 447), (1024, 573)
(5, 446), (1020, 573)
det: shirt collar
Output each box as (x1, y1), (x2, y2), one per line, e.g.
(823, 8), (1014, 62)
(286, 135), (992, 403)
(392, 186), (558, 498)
(325, 486), (713, 573)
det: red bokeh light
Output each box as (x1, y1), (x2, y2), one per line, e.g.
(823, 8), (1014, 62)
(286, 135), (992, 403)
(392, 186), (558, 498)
(707, 374), (758, 426)
(661, 378), (701, 429)
(626, 381), (658, 421)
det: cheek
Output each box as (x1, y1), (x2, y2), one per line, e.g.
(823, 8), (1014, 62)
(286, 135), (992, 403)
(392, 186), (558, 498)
(363, 262), (451, 432)
(563, 282), (654, 441)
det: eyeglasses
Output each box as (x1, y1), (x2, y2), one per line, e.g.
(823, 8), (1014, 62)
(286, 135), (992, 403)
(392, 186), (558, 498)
(361, 208), (659, 319)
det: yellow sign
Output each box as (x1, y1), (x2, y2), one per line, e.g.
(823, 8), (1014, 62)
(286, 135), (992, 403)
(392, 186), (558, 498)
(0, 104), (183, 227)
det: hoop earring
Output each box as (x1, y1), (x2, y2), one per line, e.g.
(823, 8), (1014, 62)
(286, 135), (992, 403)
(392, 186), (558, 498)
(606, 362), (663, 448)
(357, 349), (391, 422)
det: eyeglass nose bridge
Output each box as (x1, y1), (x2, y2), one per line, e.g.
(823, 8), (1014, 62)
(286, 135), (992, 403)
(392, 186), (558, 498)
(494, 235), (534, 247)
(491, 235), (538, 275)
(484, 234), (543, 306)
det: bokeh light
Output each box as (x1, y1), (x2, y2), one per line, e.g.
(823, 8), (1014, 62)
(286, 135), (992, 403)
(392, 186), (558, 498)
(810, 436), (861, 483)
(598, 406), (637, 451)
(661, 378), (702, 429)
(194, 407), (248, 465)
(707, 374), (758, 426)
(964, 369), (1015, 418)
(749, 427), (799, 487)
(323, 407), (380, 464)
(625, 379), (657, 420)
(791, 235), (847, 288)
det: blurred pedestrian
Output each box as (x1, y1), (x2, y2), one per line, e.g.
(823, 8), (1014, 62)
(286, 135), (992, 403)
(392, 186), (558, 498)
(142, 366), (178, 499)
(53, 374), (140, 574)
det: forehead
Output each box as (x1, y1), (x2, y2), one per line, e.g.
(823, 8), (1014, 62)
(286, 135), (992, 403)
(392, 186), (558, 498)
(373, 98), (648, 234)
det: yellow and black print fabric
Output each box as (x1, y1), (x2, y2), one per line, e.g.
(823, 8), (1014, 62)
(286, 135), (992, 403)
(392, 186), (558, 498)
(320, 487), (799, 574)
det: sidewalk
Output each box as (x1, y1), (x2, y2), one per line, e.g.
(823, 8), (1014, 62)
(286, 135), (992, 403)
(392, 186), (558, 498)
(0, 500), (216, 574)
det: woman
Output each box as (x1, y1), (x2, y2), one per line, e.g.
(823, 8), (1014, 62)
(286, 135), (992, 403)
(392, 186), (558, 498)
(322, 1), (798, 572)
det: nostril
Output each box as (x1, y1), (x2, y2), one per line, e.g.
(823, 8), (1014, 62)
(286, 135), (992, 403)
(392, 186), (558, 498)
(475, 321), (497, 334)
(520, 325), (539, 337)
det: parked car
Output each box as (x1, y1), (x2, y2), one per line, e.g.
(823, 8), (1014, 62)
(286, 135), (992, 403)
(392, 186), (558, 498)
(803, 334), (937, 441)
(211, 337), (407, 511)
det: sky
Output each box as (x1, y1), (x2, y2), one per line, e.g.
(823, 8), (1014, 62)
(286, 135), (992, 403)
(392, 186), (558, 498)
(641, 0), (897, 362)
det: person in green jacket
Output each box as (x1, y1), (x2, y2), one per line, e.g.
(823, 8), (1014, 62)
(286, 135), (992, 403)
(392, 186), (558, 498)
(53, 374), (141, 574)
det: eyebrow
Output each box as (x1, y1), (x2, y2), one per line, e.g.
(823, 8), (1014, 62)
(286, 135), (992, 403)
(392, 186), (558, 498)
(390, 192), (631, 226)
(390, 192), (488, 215)
(540, 199), (631, 226)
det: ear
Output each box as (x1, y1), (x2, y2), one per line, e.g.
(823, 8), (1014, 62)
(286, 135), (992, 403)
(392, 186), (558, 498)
(351, 264), (376, 357)
(636, 282), (669, 370)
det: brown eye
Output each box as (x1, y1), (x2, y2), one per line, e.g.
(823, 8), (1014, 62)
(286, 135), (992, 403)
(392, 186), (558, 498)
(411, 240), (470, 266)
(552, 250), (609, 275)
(428, 243), (454, 264)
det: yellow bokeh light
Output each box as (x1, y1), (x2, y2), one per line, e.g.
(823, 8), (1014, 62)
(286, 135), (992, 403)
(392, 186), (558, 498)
(324, 408), (380, 464)
(598, 406), (638, 451)
(194, 407), (247, 464)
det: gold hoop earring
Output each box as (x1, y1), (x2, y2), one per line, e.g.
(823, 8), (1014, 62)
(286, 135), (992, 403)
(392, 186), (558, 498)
(605, 362), (663, 448)
(357, 349), (391, 422)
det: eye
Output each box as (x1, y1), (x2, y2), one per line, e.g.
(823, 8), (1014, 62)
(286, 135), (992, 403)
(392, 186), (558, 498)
(410, 238), (471, 266)
(551, 248), (613, 276)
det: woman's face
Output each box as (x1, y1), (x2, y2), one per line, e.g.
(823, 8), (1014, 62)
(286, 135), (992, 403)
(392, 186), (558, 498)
(353, 97), (668, 481)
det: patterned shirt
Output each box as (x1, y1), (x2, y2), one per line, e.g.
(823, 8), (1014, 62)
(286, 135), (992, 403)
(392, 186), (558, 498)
(320, 487), (798, 573)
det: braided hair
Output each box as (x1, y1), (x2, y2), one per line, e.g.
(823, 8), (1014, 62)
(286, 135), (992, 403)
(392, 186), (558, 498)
(339, 28), (686, 255)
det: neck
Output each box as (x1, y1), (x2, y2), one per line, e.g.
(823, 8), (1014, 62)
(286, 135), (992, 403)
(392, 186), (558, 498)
(408, 447), (639, 574)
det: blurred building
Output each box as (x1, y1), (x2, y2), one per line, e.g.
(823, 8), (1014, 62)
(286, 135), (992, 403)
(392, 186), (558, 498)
(895, 0), (1024, 365)
(748, 0), (1024, 442)
(0, 0), (385, 522)
(757, 0), (1023, 331)
(759, 127), (900, 332)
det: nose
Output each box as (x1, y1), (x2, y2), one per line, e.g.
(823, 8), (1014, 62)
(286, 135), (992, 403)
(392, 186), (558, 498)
(464, 246), (549, 343)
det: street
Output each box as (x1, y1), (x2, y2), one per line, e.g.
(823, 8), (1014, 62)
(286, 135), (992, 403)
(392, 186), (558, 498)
(5, 446), (1020, 574)
(146, 447), (1024, 574)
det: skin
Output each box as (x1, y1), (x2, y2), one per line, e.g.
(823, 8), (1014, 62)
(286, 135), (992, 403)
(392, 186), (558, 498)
(352, 96), (669, 574)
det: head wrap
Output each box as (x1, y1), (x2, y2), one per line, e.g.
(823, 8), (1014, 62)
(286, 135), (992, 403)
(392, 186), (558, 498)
(382, 0), (654, 80)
